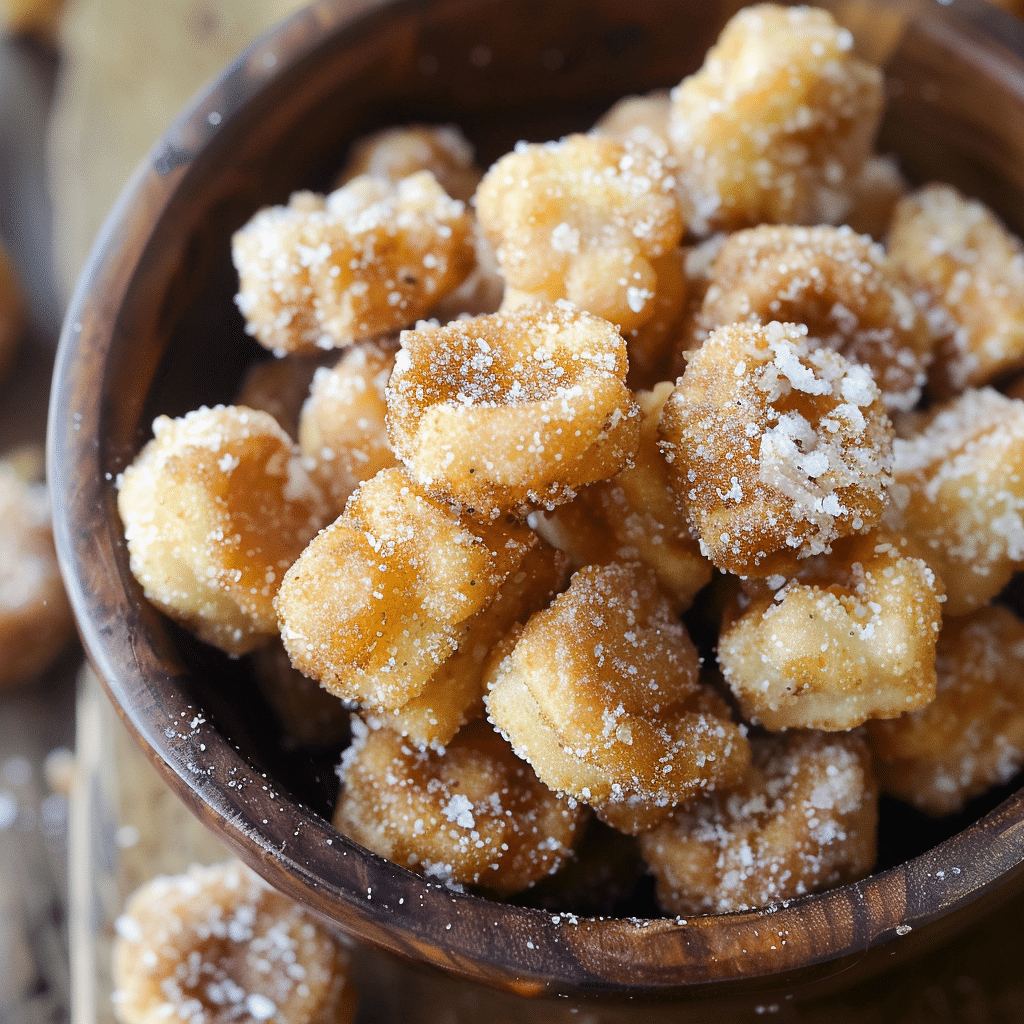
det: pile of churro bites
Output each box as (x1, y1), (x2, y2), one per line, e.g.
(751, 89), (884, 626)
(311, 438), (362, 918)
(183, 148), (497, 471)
(118, 3), (1024, 916)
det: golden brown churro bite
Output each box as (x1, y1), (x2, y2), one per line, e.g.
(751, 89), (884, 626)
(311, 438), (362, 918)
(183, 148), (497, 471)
(668, 4), (883, 234)
(485, 561), (750, 834)
(659, 320), (894, 576)
(717, 531), (944, 731)
(111, 861), (355, 1024)
(232, 172), (474, 354)
(275, 467), (539, 712)
(639, 730), (878, 915)
(117, 406), (328, 655)
(866, 605), (1024, 816)
(386, 304), (640, 519)
(474, 133), (684, 333)
(887, 183), (1024, 397)
(333, 718), (587, 894)
(698, 224), (931, 411)
(886, 387), (1024, 617)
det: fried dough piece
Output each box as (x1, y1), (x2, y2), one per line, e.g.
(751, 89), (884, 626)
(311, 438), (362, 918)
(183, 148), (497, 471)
(593, 90), (672, 158)
(659, 321), (894, 575)
(117, 406), (327, 656)
(276, 467), (538, 712)
(386, 304), (640, 519)
(111, 860), (355, 1024)
(529, 382), (712, 612)
(474, 133), (684, 333)
(887, 183), (1024, 396)
(885, 387), (1024, 617)
(485, 561), (750, 834)
(333, 718), (587, 894)
(668, 4), (883, 234)
(233, 172), (474, 354)
(718, 531), (943, 731)
(234, 350), (335, 441)
(639, 730), (878, 915)
(298, 338), (399, 517)
(0, 461), (75, 687)
(699, 224), (931, 411)
(867, 605), (1024, 816)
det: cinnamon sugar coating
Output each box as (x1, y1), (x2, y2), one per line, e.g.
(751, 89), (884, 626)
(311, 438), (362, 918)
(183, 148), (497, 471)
(699, 224), (931, 411)
(885, 387), (1024, 617)
(659, 321), (894, 575)
(386, 304), (640, 519)
(474, 133), (684, 333)
(639, 730), (878, 915)
(233, 171), (474, 354)
(111, 861), (355, 1024)
(718, 532), (943, 731)
(887, 183), (1024, 396)
(117, 406), (328, 656)
(668, 4), (883, 234)
(333, 718), (587, 894)
(485, 561), (750, 834)
(529, 382), (712, 612)
(275, 467), (538, 712)
(298, 338), (399, 517)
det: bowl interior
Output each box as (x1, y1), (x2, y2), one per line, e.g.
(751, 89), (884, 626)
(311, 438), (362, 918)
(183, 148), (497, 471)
(49, 0), (1024, 1002)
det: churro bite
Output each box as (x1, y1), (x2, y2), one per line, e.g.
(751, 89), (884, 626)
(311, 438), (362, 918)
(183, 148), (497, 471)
(867, 605), (1024, 817)
(232, 171), (474, 355)
(276, 467), (539, 712)
(659, 320), (894, 576)
(474, 133), (684, 333)
(111, 860), (355, 1024)
(235, 351), (335, 441)
(887, 183), (1024, 397)
(298, 338), (399, 517)
(639, 730), (878, 915)
(333, 718), (587, 894)
(530, 382), (712, 612)
(593, 90), (672, 157)
(380, 541), (568, 750)
(485, 561), (750, 834)
(718, 531), (943, 731)
(118, 405), (327, 656)
(885, 387), (1024, 617)
(668, 4), (883, 235)
(336, 123), (482, 203)
(0, 460), (76, 687)
(843, 154), (908, 240)
(386, 304), (640, 519)
(698, 224), (931, 411)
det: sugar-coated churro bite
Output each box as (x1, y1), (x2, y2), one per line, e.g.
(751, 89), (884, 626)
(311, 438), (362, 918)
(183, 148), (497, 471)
(233, 171), (474, 355)
(235, 351), (335, 441)
(530, 382), (712, 612)
(887, 183), (1024, 397)
(639, 730), (878, 915)
(276, 467), (539, 712)
(474, 133), (684, 333)
(485, 561), (750, 834)
(698, 224), (931, 412)
(0, 461), (76, 687)
(659, 320), (894, 576)
(118, 406), (328, 656)
(333, 718), (588, 894)
(593, 90), (672, 157)
(867, 605), (1024, 817)
(718, 531), (943, 731)
(668, 4), (883, 235)
(298, 338), (399, 517)
(386, 304), (640, 519)
(111, 861), (355, 1024)
(336, 123), (482, 203)
(886, 387), (1024, 617)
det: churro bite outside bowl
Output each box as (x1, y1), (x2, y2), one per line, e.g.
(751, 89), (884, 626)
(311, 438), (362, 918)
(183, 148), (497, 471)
(48, 0), (1024, 1009)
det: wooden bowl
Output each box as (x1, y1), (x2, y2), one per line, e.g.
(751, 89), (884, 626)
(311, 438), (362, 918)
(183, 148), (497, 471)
(48, 0), (1024, 1005)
